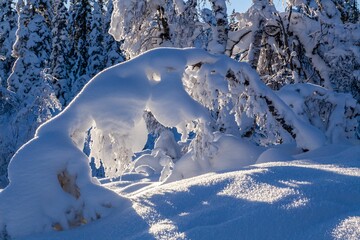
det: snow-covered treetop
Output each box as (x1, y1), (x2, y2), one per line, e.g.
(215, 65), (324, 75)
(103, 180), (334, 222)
(109, 0), (231, 58)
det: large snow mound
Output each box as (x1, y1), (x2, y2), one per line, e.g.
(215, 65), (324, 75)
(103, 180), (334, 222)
(18, 145), (360, 240)
(0, 48), (213, 238)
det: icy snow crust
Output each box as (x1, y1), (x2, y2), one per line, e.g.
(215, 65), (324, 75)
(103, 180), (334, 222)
(19, 145), (360, 240)
(0, 48), (355, 238)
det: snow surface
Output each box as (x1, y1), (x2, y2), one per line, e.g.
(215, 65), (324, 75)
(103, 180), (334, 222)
(18, 144), (360, 240)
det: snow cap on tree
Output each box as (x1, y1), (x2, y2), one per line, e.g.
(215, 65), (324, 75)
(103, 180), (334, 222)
(104, 0), (124, 67)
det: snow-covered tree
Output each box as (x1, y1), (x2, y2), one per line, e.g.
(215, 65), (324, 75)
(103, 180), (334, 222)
(287, 0), (359, 23)
(68, 0), (92, 96)
(8, 0), (52, 98)
(0, 0), (17, 87)
(332, 0), (359, 23)
(109, 0), (206, 153)
(227, 0), (296, 89)
(168, 0), (209, 51)
(104, 0), (124, 67)
(50, 0), (71, 106)
(110, 0), (211, 58)
(86, 0), (105, 77)
(286, 0), (360, 100)
(227, 0), (360, 102)
(2, 0), (60, 186)
(207, 0), (228, 54)
(110, 0), (172, 58)
(0, 87), (18, 187)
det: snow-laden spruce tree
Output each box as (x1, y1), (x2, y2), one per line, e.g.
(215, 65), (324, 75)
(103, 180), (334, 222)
(2, 0), (60, 186)
(50, 0), (71, 106)
(207, 0), (228, 54)
(0, 0), (22, 189)
(86, 0), (105, 78)
(0, 0), (17, 88)
(0, 87), (18, 188)
(8, 0), (53, 98)
(68, 0), (92, 99)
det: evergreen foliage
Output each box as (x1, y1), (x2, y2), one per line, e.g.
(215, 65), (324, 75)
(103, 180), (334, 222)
(1, 0), (60, 187)
(0, 0), (17, 87)
(68, 0), (92, 96)
(87, 0), (105, 77)
(50, 0), (71, 106)
(7, 0), (52, 99)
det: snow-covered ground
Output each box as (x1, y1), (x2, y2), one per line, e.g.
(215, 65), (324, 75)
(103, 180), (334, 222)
(19, 144), (360, 240)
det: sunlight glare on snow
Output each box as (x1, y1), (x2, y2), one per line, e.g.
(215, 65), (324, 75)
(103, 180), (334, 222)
(149, 219), (186, 240)
(218, 174), (296, 203)
(332, 216), (360, 240)
(278, 180), (312, 188)
(133, 200), (187, 239)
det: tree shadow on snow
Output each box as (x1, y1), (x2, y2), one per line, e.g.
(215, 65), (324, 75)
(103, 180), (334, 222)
(134, 164), (360, 240)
